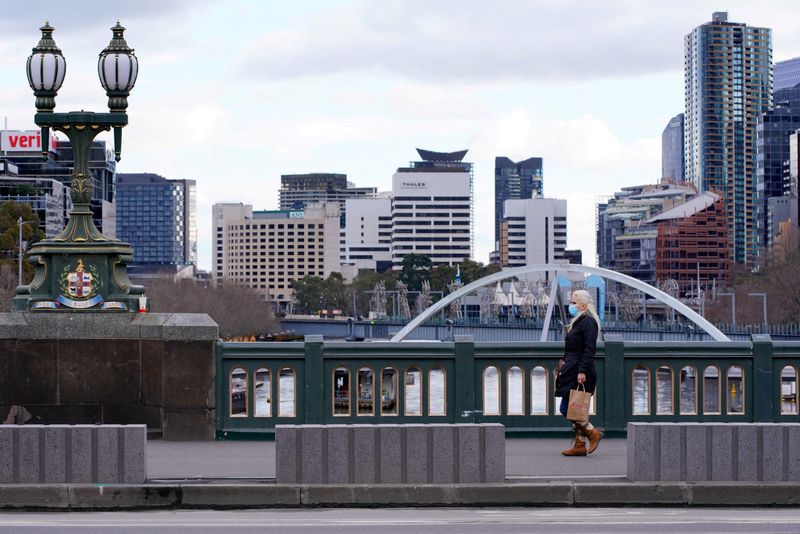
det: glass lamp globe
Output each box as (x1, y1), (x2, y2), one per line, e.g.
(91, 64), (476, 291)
(26, 22), (66, 111)
(98, 22), (138, 111)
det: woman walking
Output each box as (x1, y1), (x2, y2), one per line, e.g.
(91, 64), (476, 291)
(555, 289), (603, 456)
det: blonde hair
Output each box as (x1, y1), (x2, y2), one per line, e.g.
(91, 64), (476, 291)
(567, 289), (602, 336)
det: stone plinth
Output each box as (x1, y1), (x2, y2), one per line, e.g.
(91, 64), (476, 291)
(0, 424), (146, 484)
(0, 313), (218, 441)
(628, 422), (800, 482)
(276, 424), (506, 484)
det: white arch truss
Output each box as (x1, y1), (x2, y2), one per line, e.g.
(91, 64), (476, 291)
(389, 263), (730, 342)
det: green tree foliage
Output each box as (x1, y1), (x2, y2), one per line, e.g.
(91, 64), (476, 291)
(399, 253), (432, 291)
(291, 275), (326, 314)
(0, 201), (45, 286)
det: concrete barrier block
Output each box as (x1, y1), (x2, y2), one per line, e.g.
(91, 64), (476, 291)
(69, 426), (94, 483)
(404, 424), (429, 484)
(69, 485), (178, 509)
(735, 424), (759, 481)
(710, 424), (733, 480)
(788, 425), (800, 481)
(483, 424), (505, 483)
(659, 424), (682, 481)
(299, 425), (324, 484)
(431, 425), (455, 484)
(275, 426), (297, 484)
(575, 482), (688, 505)
(627, 423), (657, 481)
(352, 425), (377, 484)
(684, 424), (709, 481)
(96, 426), (120, 484)
(378, 425), (402, 484)
(761, 425), (785, 482)
(121, 426), (146, 484)
(325, 425), (350, 484)
(181, 484), (300, 507)
(690, 482), (800, 506)
(456, 425), (479, 483)
(17, 427), (40, 483)
(0, 428), (12, 483)
(43, 426), (67, 483)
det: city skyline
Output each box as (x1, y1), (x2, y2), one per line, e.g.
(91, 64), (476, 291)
(2, 2), (800, 270)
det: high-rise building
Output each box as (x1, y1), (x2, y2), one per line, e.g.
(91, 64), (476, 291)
(391, 149), (473, 268)
(596, 182), (697, 284)
(341, 195), (392, 274)
(279, 173), (376, 227)
(775, 57), (800, 92)
(494, 156), (543, 245)
(116, 173), (197, 267)
(1, 160), (71, 238)
(650, 192), (731, 295)
(661, 114), (685, 181)
(1, 129), (116, 237)
(499, 197), (566, 279)
(212, 202), (340, 310)
(756, 97), (800, 257)
(684, 12), (773, 266)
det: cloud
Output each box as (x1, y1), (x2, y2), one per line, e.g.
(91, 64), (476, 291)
(237, 0), (800, 84)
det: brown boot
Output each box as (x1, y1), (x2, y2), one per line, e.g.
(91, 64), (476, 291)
(585, 427), (603, 454)
(561, 430), (587, 456)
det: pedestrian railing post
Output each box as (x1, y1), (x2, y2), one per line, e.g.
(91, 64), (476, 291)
(454, 335), (476, 423)
(751, 334), (773, 422)
(304, 335), (325, 424)
(603, 334), (625, 433)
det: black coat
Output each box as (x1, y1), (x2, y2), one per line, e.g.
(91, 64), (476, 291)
(555, 314), (599, 397)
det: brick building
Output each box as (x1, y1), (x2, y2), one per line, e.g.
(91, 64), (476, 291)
(649, 192), (731, 295)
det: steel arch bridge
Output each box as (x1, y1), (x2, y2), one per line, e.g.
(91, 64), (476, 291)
(389, 263), (729, 342)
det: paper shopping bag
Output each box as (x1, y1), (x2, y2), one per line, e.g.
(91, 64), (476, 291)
(566, 385), (592, 422)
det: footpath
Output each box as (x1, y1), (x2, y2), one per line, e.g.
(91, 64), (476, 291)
(2, 438), (799, 509)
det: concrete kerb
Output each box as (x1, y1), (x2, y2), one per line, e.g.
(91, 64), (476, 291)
(3, 482), (800, 509)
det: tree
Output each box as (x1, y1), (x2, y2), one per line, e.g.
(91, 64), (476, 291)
(399, 253), (432, 291)
(0, 201), (45, 291)
(144, 278), (278, 339)
(290, 275), (326, 314)
(322, 272), (346, 312)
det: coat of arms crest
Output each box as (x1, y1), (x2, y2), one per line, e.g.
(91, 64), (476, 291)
(58, 258), (102, 308)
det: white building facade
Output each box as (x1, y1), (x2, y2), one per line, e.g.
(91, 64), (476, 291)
(212, 201), (340, 309)
(390, 171), (472, 268)
(341, 195), (393, 274)
(500, 197), (567, 274)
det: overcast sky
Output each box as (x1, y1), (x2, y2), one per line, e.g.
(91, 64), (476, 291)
(2, 1), (800, 270)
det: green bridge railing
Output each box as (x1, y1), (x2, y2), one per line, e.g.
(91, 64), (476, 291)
(215, 334), (800, 439)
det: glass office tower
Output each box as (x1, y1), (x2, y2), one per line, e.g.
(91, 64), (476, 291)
(116, 173), (197, 266)
(494, 156), (543, 245)
(684, 12), (773, 266)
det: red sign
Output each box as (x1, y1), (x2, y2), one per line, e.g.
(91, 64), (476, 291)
(0, 130), (59, 153)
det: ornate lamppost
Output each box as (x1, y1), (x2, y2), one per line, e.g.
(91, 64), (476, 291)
(13, 22), (146, 312)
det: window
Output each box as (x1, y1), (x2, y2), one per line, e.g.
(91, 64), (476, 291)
(680, 366), (698, 415)
(381, 367), (398, 415)
(530, 366), (548, 415)
(781, 366), (798, 415)
(230, 367), (247, 417)
(632, 365), (650, 415)
(428, 367), (446, 416)
(254, 368), (271, 417)
(726, 365), (744, 415)
(333, 366), (350, 416)
(656, 366), (673, 415)
(507, 366), (524, 415)
(703, 366), (721, 415)
(357, 367), (374, 416)
(278, 368), (296, 417)
(404, 367), (422, 416)
(483, 366), (500, 416)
